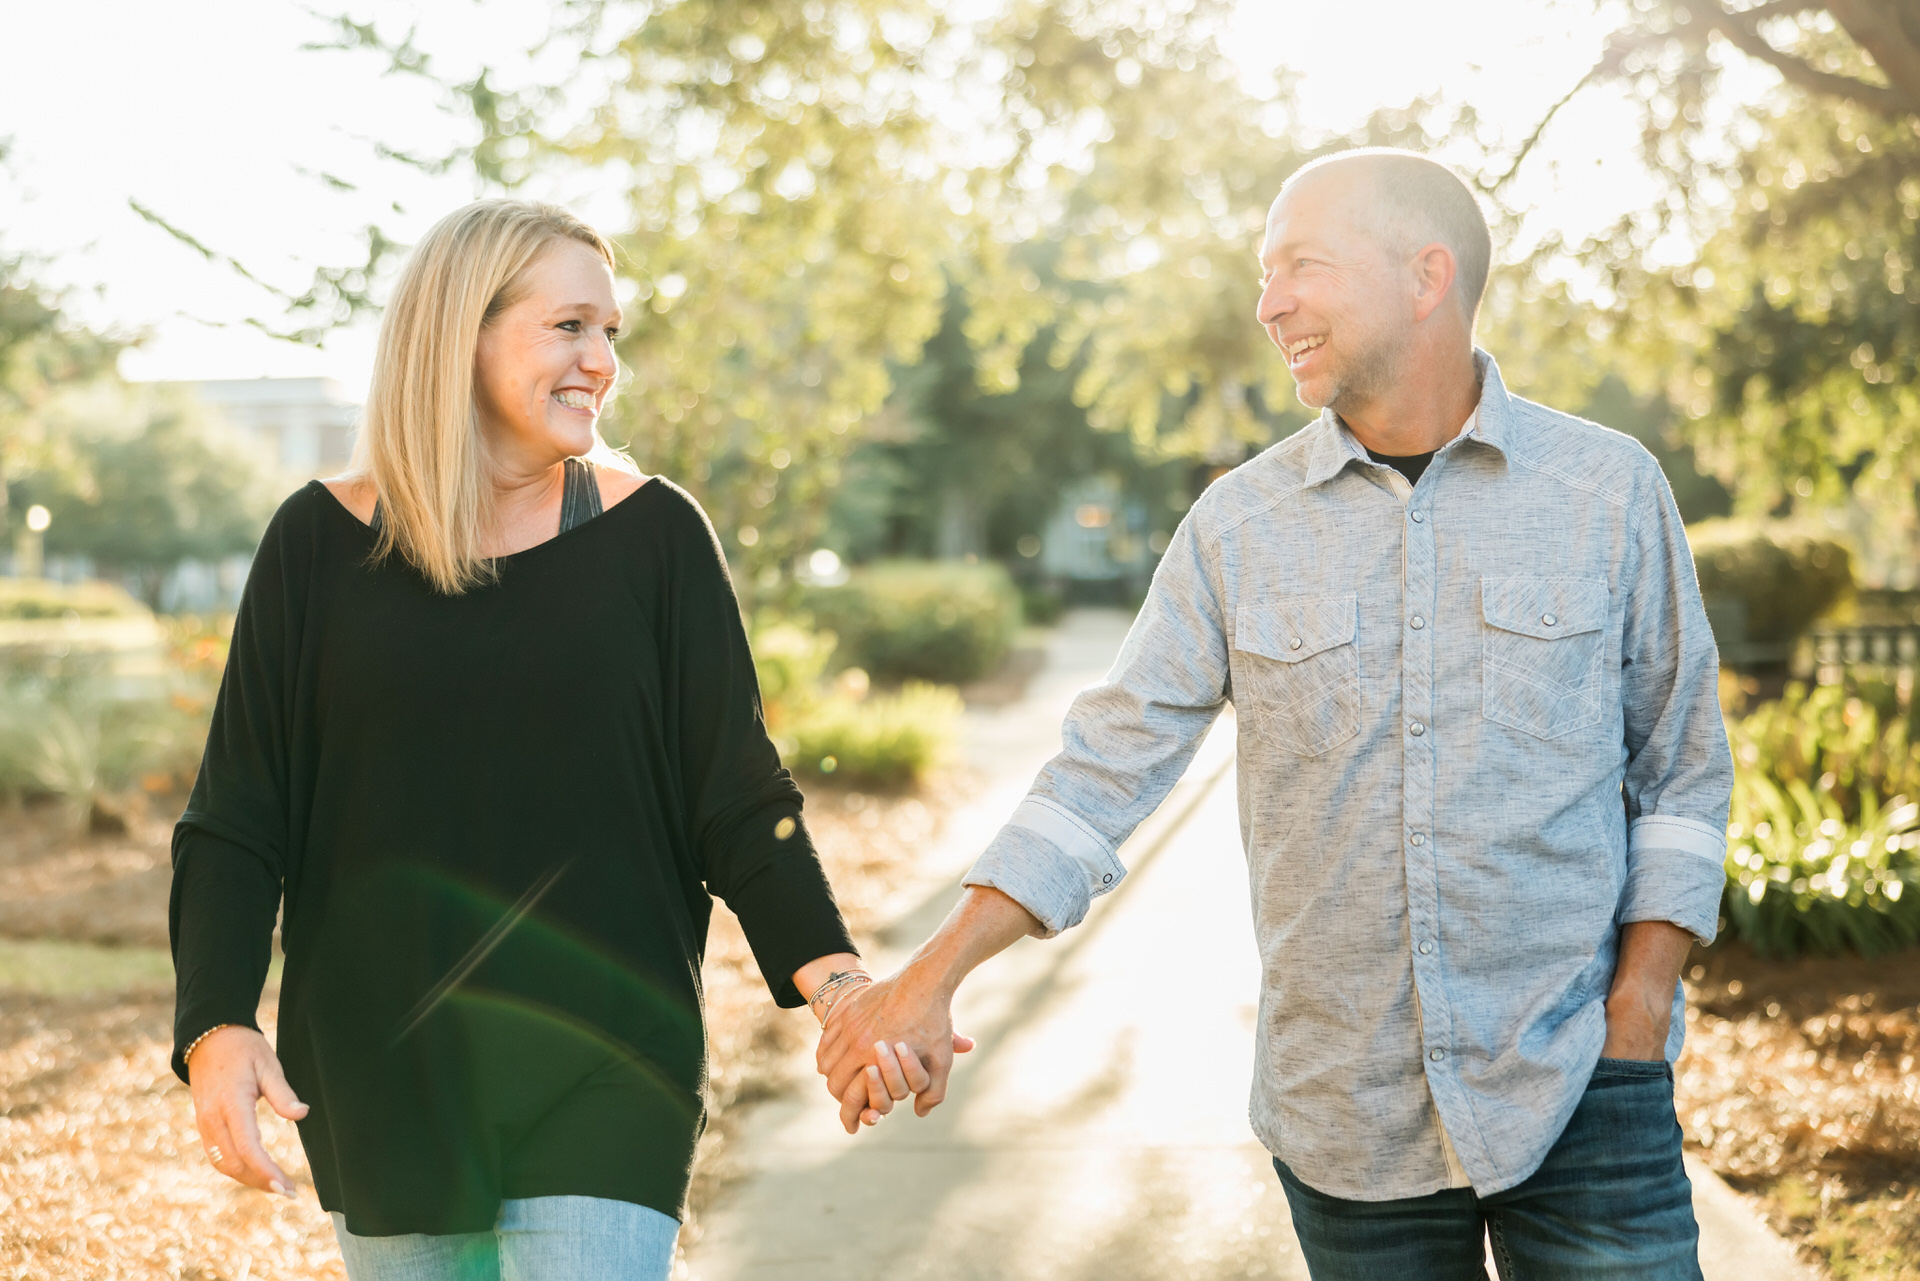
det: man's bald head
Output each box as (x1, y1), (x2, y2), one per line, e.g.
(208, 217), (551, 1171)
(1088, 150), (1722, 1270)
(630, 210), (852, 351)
(1276, 149), (1492, 325)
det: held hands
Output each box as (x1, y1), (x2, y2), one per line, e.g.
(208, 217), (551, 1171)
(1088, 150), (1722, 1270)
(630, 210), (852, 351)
(804, 887), (1041, 1134)
(185, 1026), (309, 1198)
(815, 969), (975, 1134)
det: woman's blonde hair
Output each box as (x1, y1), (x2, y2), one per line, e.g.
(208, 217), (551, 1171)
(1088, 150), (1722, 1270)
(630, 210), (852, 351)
(352, 199), (618, 594)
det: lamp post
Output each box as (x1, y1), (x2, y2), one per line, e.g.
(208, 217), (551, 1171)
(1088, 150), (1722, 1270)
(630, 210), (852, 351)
(15, 504), (49, 579)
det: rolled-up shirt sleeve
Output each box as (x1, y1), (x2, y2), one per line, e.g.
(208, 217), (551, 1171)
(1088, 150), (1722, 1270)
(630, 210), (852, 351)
(1618, 464), (1735, 945)
(964, 511), (1230, 936)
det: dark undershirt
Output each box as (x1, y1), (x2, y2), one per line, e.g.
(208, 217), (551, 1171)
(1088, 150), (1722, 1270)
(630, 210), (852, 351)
(169, 477), (853, 1235)
(1367, 447), (1437, 487)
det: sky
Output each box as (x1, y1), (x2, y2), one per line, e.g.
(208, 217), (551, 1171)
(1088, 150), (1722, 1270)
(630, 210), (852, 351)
(0, 0), (1702, 399)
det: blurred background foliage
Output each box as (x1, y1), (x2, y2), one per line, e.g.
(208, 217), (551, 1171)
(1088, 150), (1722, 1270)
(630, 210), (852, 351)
(3, 0), (1919, 952)
(1725, 676), (1920, 957)
(802, 558), (1021, 684)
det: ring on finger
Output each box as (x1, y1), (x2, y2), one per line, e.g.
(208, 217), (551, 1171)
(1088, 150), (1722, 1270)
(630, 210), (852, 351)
(207, 1144), (225, 1166)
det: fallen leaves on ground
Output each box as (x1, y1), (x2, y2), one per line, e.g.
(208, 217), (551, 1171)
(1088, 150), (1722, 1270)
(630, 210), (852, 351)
(1680, 944), (1920, 1280)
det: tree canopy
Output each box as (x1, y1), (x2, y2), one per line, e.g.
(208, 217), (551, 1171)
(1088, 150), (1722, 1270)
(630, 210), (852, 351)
(230, 0), (1913, 583)
(1548, 1), (1920, 576)
(14, 387), (276, 607)
(0, 250), (123, 535)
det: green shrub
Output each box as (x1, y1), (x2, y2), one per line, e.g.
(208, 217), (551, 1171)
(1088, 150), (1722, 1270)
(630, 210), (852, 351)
(0, 671), (204, 824)
(1721, 679), (1920, 956)
(1730, 679), (1920, 821)
(0, 615), (223, 823)
(1019, 584), (1065, 627)
(752, 616), (960, 789)
(750, 621), (835, 720)
(1688, 517), (1852, 645)
(802, 560), (1020, 685)
(1723, 783), (1920, 957)
(786, 682), (962, 789)
(0, 578), (150, 621)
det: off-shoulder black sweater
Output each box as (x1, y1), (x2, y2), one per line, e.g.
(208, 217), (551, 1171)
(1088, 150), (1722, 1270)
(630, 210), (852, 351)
(169, 478), (853, 1236)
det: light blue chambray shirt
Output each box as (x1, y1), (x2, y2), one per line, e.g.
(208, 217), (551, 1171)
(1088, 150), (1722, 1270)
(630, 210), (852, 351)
(964, 351), (1734, 1201)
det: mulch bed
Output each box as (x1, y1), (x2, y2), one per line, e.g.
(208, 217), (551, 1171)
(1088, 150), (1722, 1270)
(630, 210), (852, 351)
(1679, 944), (1920, 1279)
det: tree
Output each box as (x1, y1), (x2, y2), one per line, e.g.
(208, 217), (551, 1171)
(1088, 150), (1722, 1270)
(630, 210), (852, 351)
(829, 263), (1198, 567)
(1548, 3), (1920, 573)
(1631, 0), (1920, 120)
(276, 3), (1530, 585)
(268, 1), (1321, 586)
(0, 247), (123, 538)
(17, 388), (276, 607)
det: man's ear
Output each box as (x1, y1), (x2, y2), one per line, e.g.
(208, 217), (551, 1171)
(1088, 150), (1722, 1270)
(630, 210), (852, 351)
(1410, 243), (1457, 323)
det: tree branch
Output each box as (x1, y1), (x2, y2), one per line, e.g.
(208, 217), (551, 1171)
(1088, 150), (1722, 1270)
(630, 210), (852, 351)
(1485, 32), (1675, 193)
(1485, 56), (1613, 193)
(1726, 0), (1825, 20)
(1824, 0), (1920, 108)
(1682, 0), (1916, 115)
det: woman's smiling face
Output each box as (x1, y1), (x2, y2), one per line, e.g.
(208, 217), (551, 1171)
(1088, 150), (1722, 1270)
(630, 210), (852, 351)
(473, 237), (623, 473)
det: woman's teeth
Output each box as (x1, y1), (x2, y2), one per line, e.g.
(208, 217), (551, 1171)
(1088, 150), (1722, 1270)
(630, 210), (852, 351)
(553, 390), (595, 411)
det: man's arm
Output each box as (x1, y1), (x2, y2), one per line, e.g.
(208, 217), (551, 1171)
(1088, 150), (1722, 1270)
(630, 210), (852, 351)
(817, 888), (1039, 1133)
(815, 512), (1234, 1126)
(1613, 461), (1736, 1056)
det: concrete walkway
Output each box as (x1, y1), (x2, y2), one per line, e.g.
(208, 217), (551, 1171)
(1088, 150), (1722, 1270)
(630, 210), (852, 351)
(686, 611), (1810, 1280)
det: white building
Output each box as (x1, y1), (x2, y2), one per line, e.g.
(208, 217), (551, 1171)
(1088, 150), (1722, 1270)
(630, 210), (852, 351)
(192, 377), (360, 481)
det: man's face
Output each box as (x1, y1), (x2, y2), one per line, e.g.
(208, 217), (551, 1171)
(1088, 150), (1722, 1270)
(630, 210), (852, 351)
(1255, 173), (1414, 414)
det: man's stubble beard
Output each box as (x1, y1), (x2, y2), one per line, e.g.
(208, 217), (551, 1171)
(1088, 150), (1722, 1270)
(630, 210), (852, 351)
(1296, 322), (1409, 417)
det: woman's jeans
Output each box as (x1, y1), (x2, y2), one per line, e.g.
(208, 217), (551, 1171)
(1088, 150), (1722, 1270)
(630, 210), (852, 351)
(330, 1195), (679, 1281)
(1275, 1057), (1704, 1281)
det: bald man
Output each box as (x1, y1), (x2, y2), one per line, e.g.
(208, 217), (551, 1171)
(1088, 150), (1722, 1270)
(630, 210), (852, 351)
(818, 149), (1732, 1280)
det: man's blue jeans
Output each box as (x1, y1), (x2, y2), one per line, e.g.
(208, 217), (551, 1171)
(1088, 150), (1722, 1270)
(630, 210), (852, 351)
(1274, 1057), (1704, 1280)
(330, 1195), (679, 1281)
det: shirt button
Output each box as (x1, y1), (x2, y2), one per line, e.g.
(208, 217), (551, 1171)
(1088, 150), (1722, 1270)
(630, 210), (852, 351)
(1409, 721), (1426, 737)
(1429, 1048), (1447, 1062)
(1410, 833), (1425, 847)
(1542, 612), (1557, 626)
(1289, 637), (1303, 650)
(1410, 510), (1425, 523)
(1418, 940), (1435, 955)
(1409, 615), (1425, 630)
(1102, 873), (1114, 884)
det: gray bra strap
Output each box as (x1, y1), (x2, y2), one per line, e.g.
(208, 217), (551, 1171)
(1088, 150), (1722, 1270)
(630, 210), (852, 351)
(368, 458), (601, 537)
(560, 456), (604, 532)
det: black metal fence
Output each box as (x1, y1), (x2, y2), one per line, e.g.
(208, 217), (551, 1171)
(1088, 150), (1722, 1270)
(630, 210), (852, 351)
(1802, 625), (1920, 683)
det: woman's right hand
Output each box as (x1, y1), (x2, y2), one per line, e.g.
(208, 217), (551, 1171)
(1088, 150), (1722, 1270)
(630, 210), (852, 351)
(186, 1026), (309, 1197)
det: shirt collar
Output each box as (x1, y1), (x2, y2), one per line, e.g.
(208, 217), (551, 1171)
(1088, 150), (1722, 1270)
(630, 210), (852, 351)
(1301, 348), (1514, 489)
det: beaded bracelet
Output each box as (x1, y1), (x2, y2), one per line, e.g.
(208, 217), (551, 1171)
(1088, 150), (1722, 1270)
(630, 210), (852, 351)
(181, 1023), (241, 1070)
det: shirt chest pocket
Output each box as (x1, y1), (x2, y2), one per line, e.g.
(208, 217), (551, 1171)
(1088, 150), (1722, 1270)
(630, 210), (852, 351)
(1480, 576), (1611, 740)
(1232, 594), (1361, 757)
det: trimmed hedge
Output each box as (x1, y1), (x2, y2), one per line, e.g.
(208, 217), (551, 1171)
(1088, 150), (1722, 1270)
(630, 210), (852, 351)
(802, 560), (1020, 686)
(752, 619), (960, 790)
(787, 682), (963, 789)
(0, 578), (149, 621)
(1688, 517), (1852, 646)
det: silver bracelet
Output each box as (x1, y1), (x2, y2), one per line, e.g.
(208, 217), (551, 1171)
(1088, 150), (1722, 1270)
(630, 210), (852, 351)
(808, 970), (872, 1025)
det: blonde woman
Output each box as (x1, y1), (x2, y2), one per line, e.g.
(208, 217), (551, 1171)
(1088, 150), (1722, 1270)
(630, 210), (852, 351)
(170, 201), (873, 1278)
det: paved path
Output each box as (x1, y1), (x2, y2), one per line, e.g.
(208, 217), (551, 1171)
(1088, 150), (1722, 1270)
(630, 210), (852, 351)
(687, 611), (1810, 1280)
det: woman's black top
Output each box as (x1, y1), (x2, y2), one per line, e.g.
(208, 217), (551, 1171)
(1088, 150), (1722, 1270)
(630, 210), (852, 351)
(168, 475), (855, 1236)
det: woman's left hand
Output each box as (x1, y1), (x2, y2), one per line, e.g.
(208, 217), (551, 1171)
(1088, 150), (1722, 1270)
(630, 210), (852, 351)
(186, 1025), (308, 1197)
